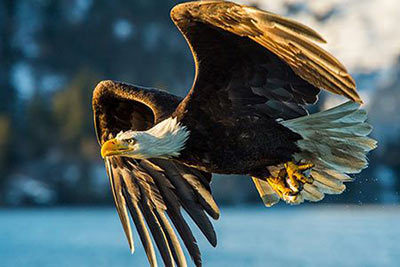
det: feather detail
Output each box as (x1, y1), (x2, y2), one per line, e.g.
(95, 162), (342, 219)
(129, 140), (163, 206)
(251, 177), (280, 207)
(147, 160), (217, 247)
(281, 101), (377, 202)
(171, 1), (362, 103)
(116, 117), (190, 159)
(105, 157), (218, 267)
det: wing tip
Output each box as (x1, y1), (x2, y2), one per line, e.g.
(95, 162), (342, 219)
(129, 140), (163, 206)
(210, 236), (218, 248)
(170, 2), (191, 22)
(349, 92), (363, 104)
(212, 210), (220, 220)
(319, 36), (328, 44)
(93, 80), (116, 96)
(204, 199), (220, 220)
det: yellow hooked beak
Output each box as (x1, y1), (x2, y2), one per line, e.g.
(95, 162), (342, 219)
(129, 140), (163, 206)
(101, 138), (133, 158)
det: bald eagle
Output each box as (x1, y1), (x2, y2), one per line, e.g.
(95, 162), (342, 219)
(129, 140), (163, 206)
(92, 1), (376, 266)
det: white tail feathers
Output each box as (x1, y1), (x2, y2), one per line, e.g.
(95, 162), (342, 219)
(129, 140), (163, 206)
(278, 101), (377, 204)
(252, 177), (280, 207)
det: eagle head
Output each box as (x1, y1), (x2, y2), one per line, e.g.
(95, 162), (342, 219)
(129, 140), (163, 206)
(101, 117), (189, 159)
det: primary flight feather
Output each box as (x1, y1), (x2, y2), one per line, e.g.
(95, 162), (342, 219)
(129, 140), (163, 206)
(92, 1), (376, 266)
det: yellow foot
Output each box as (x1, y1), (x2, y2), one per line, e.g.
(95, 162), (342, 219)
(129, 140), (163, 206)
(267, 169), (298, 202)
(284, 161), (314, 193)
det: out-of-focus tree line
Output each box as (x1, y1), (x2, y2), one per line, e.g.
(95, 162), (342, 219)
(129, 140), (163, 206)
(0, 0), (398, 206)
(0, 0), (192, 205)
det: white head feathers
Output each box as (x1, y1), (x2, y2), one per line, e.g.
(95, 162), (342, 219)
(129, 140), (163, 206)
(116, 117), (190, 159)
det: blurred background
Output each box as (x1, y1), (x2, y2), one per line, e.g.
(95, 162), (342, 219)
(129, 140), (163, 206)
(1, 0), (400, 266)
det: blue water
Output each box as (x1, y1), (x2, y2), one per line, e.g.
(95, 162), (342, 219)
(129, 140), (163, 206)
(1, 206), (399, 267)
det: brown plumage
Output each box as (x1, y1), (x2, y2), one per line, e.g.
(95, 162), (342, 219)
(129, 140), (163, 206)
(94, 81), (218, 266)
(92, 1), (375, 267)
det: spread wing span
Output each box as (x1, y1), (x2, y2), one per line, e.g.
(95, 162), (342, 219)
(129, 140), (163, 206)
(93, 81), (220, 267)
(171, 1), (361, 122)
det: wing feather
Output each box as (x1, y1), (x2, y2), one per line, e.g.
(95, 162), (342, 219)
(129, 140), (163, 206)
(154, 160), (219, 220)
(94, 81), (218, 267)
(123, 193), (157, 266)
(155, 210), (187, 267)
(142, 160), (203, 266)
(106, 157), (217, 267)
(171, 1), (361, 105)
(137, 190), (175, 267)
(141, 160), (217, 247)
(106, 159), (135, 253)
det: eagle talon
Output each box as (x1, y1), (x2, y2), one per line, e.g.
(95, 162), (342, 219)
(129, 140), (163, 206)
(284, 161), (314, 193)
(283, 192), (299, 204)
(267, 174), (294, 199)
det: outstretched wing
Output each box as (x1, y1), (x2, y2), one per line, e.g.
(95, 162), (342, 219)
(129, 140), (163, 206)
(171, 1), (361, 122)
(93, 80), (220, 267)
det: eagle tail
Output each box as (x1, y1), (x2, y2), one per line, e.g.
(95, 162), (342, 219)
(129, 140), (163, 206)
(274, 101), (377, 204)
(252, 177), (280, 207)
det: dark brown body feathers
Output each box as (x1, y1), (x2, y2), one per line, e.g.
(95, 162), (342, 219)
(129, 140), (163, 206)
(178, 114), (301, 175)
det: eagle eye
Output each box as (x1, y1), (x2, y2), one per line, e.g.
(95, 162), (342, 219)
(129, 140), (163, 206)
(127, 139), (136, 145)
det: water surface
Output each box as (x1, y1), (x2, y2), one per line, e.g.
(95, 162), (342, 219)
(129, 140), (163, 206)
(1, 205), (398, 266)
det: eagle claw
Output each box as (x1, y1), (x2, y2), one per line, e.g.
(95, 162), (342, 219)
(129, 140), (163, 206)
(284, 161), (314, 193)
(267, 161), (314, 203)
